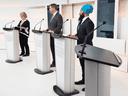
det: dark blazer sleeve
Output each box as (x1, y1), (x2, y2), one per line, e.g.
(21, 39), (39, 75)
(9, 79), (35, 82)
(77, 26), (86, 41)
(86, 21), (94, 44)
(75, 26), (79, 36)
(53, 15), (63, 34)
(21, 20), (30, 35)
(24, 21), (30, 32)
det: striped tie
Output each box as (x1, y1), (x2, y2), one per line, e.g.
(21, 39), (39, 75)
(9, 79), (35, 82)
(49, 15), (53, 24)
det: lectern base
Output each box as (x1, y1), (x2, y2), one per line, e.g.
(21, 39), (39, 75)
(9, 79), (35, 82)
(53, 85), (79, 96)
(5, 58), (23, 63)
(34, 68), (54, 75)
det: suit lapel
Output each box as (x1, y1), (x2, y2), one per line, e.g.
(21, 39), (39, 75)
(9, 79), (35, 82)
(78, 17), (89, 32)
(49, 12), (58, 26)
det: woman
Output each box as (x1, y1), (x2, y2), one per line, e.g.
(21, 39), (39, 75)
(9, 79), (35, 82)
(13, 12), (30, 56)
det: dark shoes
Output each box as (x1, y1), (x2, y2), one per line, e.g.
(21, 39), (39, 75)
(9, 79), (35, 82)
(50, 63), (56, 67)
(75, 80), (85, 91)
(75, 80), (85, 85)
(82, 87), (85, 91)
(23, 54), (30, 57)
(19, 53), (24, 56)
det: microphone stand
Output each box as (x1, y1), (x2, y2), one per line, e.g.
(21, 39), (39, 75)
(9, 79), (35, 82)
(79, 21), (106, 57)
(34, 19), (44, 30)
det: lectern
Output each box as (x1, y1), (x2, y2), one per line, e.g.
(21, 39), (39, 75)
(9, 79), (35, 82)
(75, 44), (122, 96)
(32, 30), (53, 75)
(3, 28), (22, 63)
(52, 33), (79, 96)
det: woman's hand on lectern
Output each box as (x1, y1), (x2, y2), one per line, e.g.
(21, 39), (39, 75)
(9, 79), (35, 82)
(12, 27), (15, 29)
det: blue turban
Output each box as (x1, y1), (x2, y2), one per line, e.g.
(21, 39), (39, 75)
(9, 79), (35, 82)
(81, 4), (93, 15)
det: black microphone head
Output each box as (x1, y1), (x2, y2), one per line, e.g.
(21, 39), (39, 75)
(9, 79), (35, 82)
(13, 20), (15, 22)
(66, 19), (69, 21)
(42, 19), (44, 20)
(103, 21), (106, 24)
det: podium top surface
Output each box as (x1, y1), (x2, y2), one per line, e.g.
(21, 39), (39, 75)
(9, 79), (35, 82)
(75, 44), (122, 67)
(3, 27), (19, 31)
(3, 28), (13, 31)
(32, 29), (50, 34)
(51, 33), (78, 40)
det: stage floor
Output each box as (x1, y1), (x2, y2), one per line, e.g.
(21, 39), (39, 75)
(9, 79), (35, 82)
(0, 50), (128, 96)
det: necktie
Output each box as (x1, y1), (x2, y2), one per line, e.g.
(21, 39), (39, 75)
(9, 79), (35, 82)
(49, 15), (53, 24)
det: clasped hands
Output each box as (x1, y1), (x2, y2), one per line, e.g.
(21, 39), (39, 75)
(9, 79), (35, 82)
(67, 34), (77, 39)
(42, 29), (53, 33)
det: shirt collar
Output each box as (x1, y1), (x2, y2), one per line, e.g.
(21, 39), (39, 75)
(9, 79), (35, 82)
(53, 11), (57, 17)
(81, 16), (88, 24)
(22, 19), (27, 22)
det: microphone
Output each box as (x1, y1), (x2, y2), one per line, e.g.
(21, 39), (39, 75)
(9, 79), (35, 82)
(103, 21), (106, 24)
(79, 21), (106, 56)
(34, 19), (44, 30)
(4, 20), (15, 28)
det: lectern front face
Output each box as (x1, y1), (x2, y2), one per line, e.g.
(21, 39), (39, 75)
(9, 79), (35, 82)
(35, 33), (50, 72)
(85, 60), (111, 96)
(4, 29), (20, 61)
(55, 38), (75, 93)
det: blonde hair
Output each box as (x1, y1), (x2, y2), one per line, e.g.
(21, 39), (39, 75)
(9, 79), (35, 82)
(20, 12), (27, 18)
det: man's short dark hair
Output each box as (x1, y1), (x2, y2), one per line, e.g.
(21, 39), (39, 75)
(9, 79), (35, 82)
(50, 3), (57, 10)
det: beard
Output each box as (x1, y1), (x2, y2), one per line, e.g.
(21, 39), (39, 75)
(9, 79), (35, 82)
(78, 13), (85, 22)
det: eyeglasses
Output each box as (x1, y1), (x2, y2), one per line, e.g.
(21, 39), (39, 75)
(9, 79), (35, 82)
(20, 15), (25, 17)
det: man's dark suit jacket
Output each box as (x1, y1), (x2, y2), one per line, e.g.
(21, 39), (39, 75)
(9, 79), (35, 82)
(75, 17), (94, 45)
(47, 12), (63, 34)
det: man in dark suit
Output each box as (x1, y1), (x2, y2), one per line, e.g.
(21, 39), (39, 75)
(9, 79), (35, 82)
(68, 4), (94, 91)
(45, 3), (63, 67)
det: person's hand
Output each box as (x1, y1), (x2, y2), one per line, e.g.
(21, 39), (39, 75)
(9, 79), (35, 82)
(42, 29), (46, 31)
(67, 35), (77, 38)
(21, 27), (27, 30)
(71, 35), (76, 38)
(48, 30), (53, 33)
(67, 34), (71, 37)
(12, 27), (15, 29)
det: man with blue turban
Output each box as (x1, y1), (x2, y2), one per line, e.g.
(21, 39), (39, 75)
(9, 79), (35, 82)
(68, 4), (94, 91)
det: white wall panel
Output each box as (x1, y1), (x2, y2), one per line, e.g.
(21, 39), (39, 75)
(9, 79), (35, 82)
(69, 0), (96, 4)
(125, 40), (128, 56)
(63, 19), (71, 34)
(118, 17), (128, 39)
(22, 0), (67, 7)
(93, 37), (125, 55)
(0, 0), (23, 7)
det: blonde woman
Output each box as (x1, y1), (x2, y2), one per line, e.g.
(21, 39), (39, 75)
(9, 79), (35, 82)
(13, 12), (30, 56)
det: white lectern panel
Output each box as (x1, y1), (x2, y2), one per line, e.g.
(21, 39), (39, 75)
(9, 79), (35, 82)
(85, 60), (110, 96)
(55, 38), (75, 93)
(4, 29), (21, 62)
(35, 33), (50, 72)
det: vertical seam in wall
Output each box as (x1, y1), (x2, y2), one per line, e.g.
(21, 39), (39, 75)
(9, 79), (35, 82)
(97, 63), (99, 96)
(125, 40), (126, 55)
